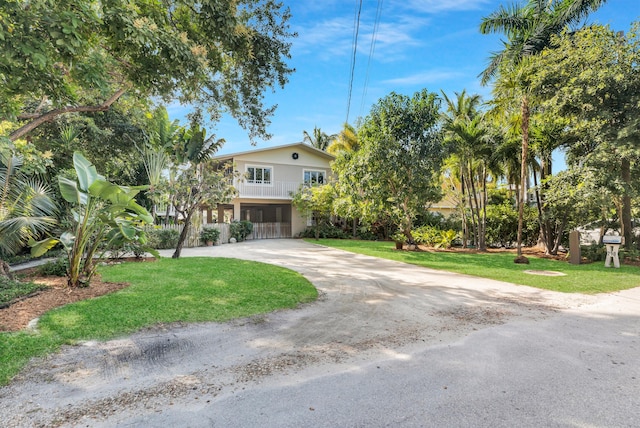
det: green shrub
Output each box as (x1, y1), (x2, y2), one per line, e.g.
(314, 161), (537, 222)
(299, 223), (349, 239)
(37, 258), (69, 277)
(230, 220), (253, 242)
(148, 228), (180, 249)
(580, 244), (607, 262)
(413, 225), (440, 246)
(200, 227), (221, 244)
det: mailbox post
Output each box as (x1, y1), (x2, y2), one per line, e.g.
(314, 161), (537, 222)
(603, 235), (623, 268)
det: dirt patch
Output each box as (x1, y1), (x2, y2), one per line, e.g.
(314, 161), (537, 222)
(1, 258), (155, 332)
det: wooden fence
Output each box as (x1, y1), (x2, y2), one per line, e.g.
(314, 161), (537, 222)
(151, 222), (290, 248)
(248, 222), (292, 239)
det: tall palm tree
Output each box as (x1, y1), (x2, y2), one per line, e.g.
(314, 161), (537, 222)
(479, 0), (607, 261)
(302, 126), (337, 151)
(442, 90), (493, 250)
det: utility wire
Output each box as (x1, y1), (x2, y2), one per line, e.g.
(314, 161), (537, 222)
(360, 0), (383, 117)
(346, 0), (363, 125)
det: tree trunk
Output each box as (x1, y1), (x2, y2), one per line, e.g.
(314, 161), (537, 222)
(621, 157), (633, 249)
(172, 210), (194, 259)
(0, 259), (12, 279)
(460, 168), (468, 248)
(516, 95), (530, 258)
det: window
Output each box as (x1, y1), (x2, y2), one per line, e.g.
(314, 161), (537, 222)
(304, 170), (326, 186)
(246, 165), (272, 185)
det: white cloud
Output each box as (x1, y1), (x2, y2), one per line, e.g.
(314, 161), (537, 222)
(383, 70), (466, 86)
(293, 13), (429, 61)
(393, 0), (492, 13)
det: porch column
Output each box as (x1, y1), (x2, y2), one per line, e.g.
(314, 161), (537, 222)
(217, 204), (225, 224)
(233, 200), (241, 221)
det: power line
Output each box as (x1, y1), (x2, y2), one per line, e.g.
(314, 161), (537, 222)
(360, 0), (383, 117)
(346, 0), (363, 125)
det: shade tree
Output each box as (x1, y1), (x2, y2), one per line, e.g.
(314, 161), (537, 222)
(0, 0), (295, 142)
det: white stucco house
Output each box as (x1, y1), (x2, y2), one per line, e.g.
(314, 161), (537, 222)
(209, 142), (335, 238)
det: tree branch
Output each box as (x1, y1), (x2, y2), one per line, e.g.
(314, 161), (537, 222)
(9, 88), (128, 141)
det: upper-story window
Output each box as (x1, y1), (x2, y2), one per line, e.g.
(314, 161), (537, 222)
(304, 170), (326, 186)
(246, 165), (272, 185)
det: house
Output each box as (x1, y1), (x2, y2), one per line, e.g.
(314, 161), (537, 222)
(209, 142), (335, 238)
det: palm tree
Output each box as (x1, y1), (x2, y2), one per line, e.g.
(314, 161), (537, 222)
(479, 0), (607, 261)
(302, 126), (337, 151)
(442, 90), (493, 250)
(327, 123), (360, 155)
(0, 148), (57, 262)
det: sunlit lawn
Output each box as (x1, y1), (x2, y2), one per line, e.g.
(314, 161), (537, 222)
(0, 257), (317, 385)
(308, 239), (640, 294)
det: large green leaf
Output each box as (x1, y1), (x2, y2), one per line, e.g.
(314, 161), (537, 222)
(73, 152), (101, 192)
(59, 176), (80, 203)
(30, 237), (60, 258)
(89, 179), (121, 201)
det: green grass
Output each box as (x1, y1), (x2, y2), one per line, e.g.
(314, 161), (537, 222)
(0, 257), (316, 385)
(308, 239), (640, 294)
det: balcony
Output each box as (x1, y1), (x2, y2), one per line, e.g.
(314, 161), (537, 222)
(234, 180), (301, 200)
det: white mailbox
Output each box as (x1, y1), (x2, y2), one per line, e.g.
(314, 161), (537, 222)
(603, 235), (623, 268)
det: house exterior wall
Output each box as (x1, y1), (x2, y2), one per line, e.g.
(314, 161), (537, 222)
(217, 144), (334, 237)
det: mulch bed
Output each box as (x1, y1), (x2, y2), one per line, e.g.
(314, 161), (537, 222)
(0, 258), (155, 332)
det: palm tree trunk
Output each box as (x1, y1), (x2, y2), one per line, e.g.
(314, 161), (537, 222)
(622, 157), (633, 249)
(516, 95), (530, 258)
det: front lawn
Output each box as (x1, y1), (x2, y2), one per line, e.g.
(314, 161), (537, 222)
(0, 257), (317, 385)
(309, 239), (640, 294)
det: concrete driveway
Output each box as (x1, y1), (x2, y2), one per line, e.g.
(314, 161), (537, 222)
(2, 239), (640, 427)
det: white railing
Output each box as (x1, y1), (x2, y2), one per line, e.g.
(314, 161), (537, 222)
(235, 181), (301, 199)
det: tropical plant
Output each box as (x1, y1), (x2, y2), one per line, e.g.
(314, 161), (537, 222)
(166, 118), (237, 258)
(0, 140), (57, 260)
(527, 23), (640, 249)
(291, 184), (335, 240)
(441, 90), (493, 250)
(302, 127), (337, 151)
(479, 0), (607, 261)
(353, 89), (445, 243)
(31, 152), (154, 287)
(327, 123), (360, 155)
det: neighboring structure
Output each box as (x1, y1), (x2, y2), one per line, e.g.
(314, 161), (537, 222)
(210, 142), (335, 237)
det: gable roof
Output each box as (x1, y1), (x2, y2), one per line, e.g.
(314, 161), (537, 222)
(214, 142), (335, 162)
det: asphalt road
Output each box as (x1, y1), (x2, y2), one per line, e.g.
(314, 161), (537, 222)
(2, 240), (639, 427)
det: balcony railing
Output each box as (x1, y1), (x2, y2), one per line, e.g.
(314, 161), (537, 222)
(235, 180), (301, 199)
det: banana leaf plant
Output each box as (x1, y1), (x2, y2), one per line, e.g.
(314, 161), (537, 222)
(32, 152), (155, 287)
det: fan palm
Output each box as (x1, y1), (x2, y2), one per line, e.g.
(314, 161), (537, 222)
(0, 150), (57, 259)
(479, 0), (607, 259)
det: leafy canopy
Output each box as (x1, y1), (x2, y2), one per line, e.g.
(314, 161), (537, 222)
(0, 0), (295, 141)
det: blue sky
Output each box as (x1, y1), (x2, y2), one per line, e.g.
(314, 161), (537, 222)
(168, 0), (639, 156)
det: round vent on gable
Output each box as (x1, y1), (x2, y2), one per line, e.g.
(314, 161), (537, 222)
(292, 152), (299, 160)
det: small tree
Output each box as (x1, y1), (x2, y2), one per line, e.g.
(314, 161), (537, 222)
(355, 89), (446, 243)
(32, 153), (154, 287)
(291, 184), (335, 240)
(170, 157), (237, 258)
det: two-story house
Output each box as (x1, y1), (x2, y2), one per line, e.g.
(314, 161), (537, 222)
(209, 142), (335, 237)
